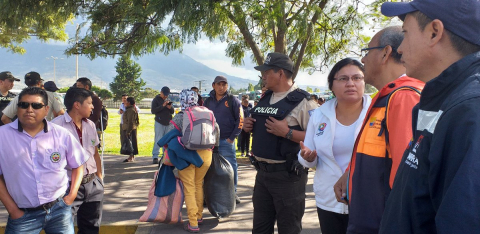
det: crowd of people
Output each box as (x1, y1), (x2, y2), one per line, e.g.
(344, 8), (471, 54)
(1, 0), (480, 233)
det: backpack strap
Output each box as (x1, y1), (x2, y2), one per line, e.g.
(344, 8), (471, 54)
(378, 86), (421, 193)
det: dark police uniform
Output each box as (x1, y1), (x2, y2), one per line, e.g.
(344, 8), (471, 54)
(0, 91), (16, 126)
(250, 86), (317, 234)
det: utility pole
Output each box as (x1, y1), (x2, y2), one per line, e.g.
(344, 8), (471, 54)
(46, 56), (64, 83)
(194, 80), (206, 94)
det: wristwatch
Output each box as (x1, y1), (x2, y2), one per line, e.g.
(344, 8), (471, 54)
(285, 128), (294, 140)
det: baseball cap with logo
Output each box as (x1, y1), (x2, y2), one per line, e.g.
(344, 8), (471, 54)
(254, 52), (294, 73)
(0, 71), (20, 81)
(24, 71), (44, 87)
(381, 0), (480, 46)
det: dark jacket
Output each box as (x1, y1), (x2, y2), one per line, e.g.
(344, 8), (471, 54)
(204, 90), (243, 141)
(379, 52), (480, 234)
(151, 94), (174, 125)
(157, 128), (204, 170)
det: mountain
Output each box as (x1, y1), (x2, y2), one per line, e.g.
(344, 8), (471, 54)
(0, 40), (259, 93)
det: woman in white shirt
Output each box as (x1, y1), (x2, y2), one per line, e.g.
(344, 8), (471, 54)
(298, 58), (372, 234)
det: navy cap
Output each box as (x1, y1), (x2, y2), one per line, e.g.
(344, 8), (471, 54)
(213, 75), (228, 84)
(44, 81), (59, 92)
(381, 0), (480, 46)
(254, 52), (294, 73)
(161, 86), (170, 96)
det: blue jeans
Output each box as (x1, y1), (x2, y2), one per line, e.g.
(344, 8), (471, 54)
(152, 122), (170, 158)
(5, 197), (74, 234)
(218, 139), (238, 191)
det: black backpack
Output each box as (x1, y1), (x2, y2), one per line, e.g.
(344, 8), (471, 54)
(100, 105), (109, 131)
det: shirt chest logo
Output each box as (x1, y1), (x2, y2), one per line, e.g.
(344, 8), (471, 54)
(50, 152), (61, 163)
(316, 123), (327, 136)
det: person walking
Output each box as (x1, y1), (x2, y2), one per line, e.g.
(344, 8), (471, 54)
(0, 71), (20, 126)
(299, 58), (372, 234)
(0, 87), (89, 233)
(239, 99), (251, 157)
(151, 86), (173, 164)
(378, 1), (480, 233)
(333, 26), (425, 234)
(243, 52), (318, 234)
(122, 97), (139, 162)
(203, 76), (243, 204)
(51, 87), (104, 233)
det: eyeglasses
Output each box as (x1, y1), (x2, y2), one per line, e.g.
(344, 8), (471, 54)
(17, 102), (45, 109)
(360, 45), (396, 57)
(333, 76), (364, 83)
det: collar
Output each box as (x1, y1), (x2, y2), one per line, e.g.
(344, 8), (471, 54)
(64, 112), (88, 123)
(16, 119), (49, 133)
(272, 83), (298, 98)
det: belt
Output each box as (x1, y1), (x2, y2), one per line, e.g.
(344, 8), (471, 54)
(257, 161), (287, 172)
(81, 173), (96, 184)
(24, 197), (62, 211)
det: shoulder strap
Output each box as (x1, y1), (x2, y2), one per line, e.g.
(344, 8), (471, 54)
(228, 94), (234, 117)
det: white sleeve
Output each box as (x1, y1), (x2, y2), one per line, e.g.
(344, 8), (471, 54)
(298, 111), (318, 168)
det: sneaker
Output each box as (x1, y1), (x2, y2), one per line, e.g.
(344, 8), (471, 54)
(184, 223), (199, 233)
(152, 158), (159, 164)
(197, 218), (203, 225)
(240, 153), (245, 157)
(235, 194), (241, 204)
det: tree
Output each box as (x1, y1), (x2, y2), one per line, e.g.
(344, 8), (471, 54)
(314, 88), (320, 93)
(64, 0), (388, 78)
(109, 56), (146, 101)
(140, 87), (159, 99)
(306, 86), (313, 93)
(365, 84), (378, 94)
(97, 89), (113, 100)
(0, 0), (76, 53)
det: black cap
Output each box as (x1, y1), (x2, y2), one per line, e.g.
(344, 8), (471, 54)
(381, 0), (480, 46)
(24, 72), (43, 87)
(0, 71), (20, 81)
(254, 52), (294, 73)
(161, 86), (170, 96)
(213, 75), (228, 84)
(44, 81), (59, 92)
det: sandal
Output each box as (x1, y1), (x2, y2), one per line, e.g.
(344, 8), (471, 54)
(184, 223), (199, 233)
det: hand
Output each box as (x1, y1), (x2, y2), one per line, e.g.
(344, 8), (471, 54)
(243, 117), (256, 132)
(162, 100), (168, 107)
(265, 117), (289, 137)
(63, 194), (75, 206)
(334, 172), (349, 204)
(299, 141), (317, 162)
(226, 138), (234, 144)
(9, 208), (24, 220)
(166, 104), (172, 109)
(119, 109), (124, 114)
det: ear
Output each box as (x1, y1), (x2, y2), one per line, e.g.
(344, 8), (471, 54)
(211, 83), (215, 89)
(73, 101), (81, 110)
(427, 19), (445, 47)
(381, 46), (394, 64)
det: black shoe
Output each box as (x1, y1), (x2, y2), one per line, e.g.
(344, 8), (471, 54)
(153, 158), (159, 164)
(235, 195), (241, 204)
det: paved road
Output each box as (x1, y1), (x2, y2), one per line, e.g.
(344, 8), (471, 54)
(0, 155), (321, 234)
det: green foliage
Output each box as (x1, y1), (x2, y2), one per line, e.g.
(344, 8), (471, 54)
(306, 86), (313, 93)
(97, 89), (113, 100)
(140, 87), (159, 99)
(58, 86), (70, 93)
(109, 56), (146, 101)
(0, 0), (74, 53)
(314, 88), (320, 92)
(365, 84), (378, 94)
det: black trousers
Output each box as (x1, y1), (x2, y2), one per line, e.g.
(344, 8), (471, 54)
(240, 130), (251, 154)
(317, 207), (348, 234)
(252, 169), (308, 234)
(68, 175), (104, 234)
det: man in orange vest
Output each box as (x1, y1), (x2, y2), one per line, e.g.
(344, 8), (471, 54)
(333, 26), (425, 234)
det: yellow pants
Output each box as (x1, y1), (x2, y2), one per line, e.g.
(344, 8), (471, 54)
(178, 149), (212, 227)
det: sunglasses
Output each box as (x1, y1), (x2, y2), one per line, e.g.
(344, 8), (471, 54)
(17, 102), (45, 110)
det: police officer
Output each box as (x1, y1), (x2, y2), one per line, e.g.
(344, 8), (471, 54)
(0, 71), (20, 125)
(243, 52), (318, 234)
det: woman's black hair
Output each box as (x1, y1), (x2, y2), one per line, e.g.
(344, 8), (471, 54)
(327, 58), (365, 92)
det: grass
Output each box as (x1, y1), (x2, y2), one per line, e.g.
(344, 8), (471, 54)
(101, 109), (249, 158)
